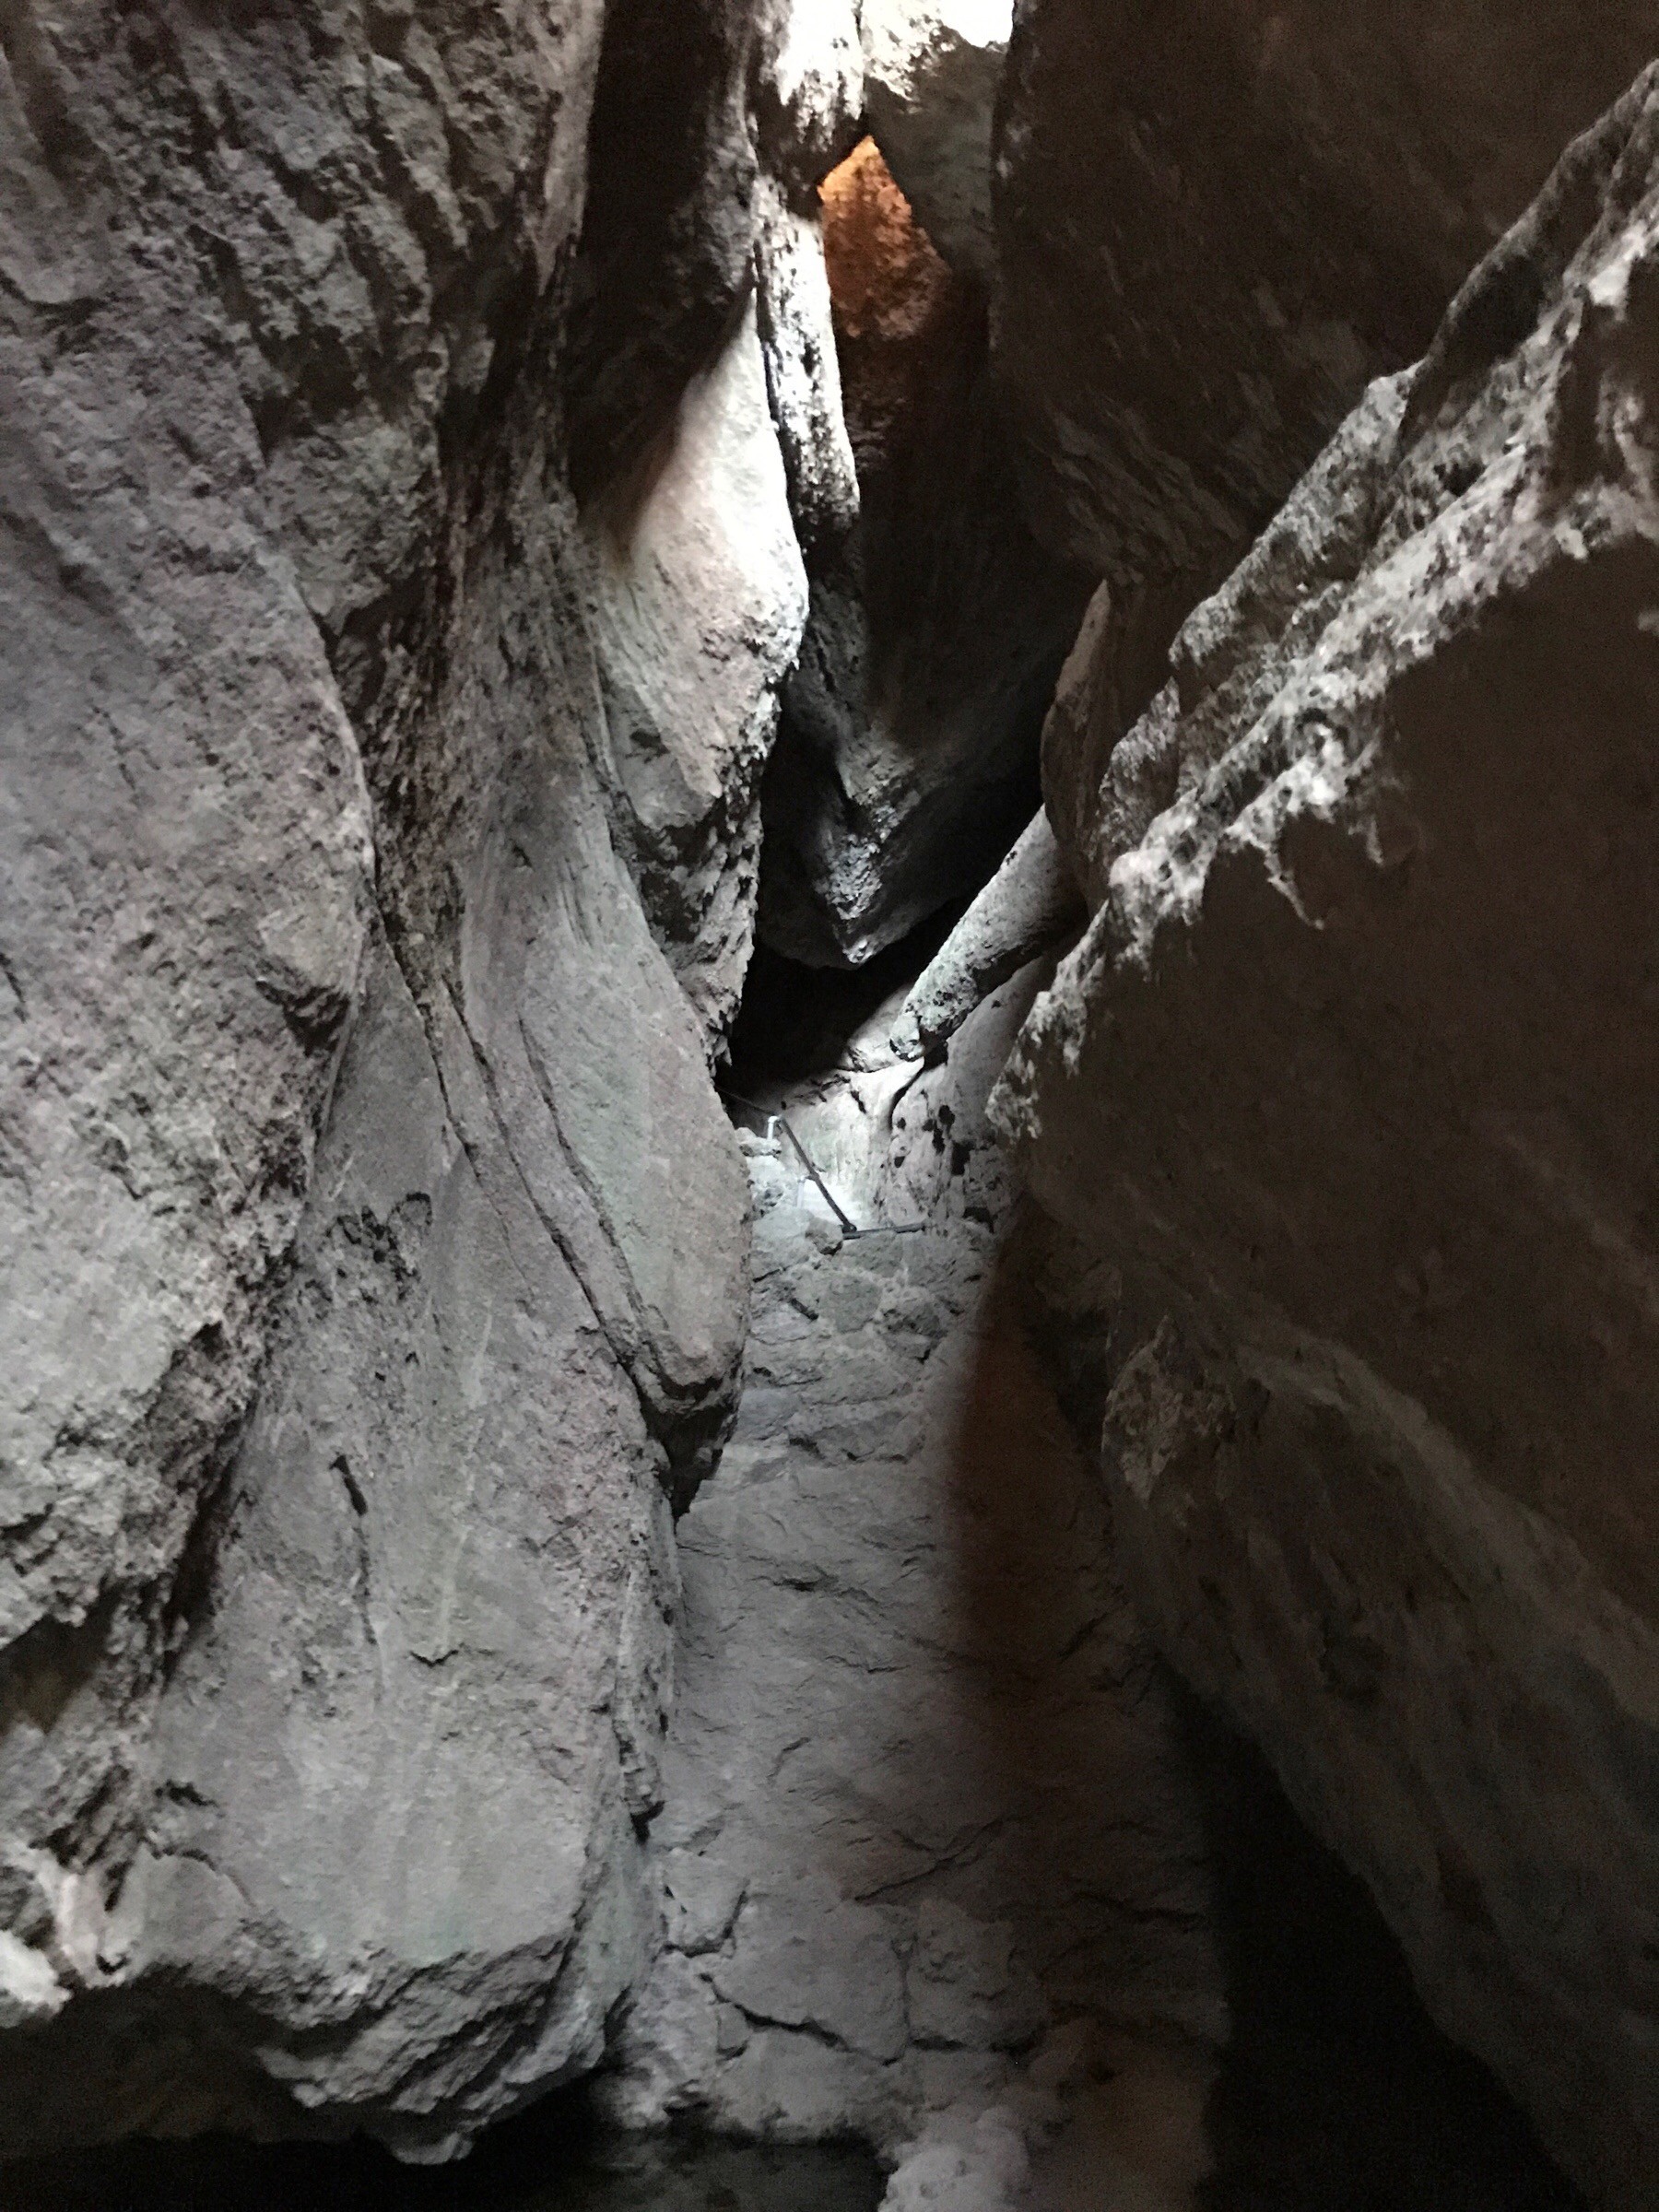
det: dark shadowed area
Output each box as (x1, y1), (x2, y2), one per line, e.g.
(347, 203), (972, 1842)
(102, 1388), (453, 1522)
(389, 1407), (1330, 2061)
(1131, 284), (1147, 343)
(0, 2095), (882, 2212)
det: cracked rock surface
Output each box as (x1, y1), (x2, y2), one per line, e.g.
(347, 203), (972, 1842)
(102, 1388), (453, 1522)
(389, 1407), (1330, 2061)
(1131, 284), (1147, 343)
(0, 0), (818, 2158)
(998, 65), (1659, 2210)
(604, 970), (1224, 2207)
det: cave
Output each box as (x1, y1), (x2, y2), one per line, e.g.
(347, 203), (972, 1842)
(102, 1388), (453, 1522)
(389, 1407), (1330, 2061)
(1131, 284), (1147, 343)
(2, 5), (1656, 2211)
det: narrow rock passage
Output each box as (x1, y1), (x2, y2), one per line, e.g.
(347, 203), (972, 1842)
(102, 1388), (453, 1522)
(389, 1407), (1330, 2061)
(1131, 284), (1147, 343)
(606, 959), (1223, 2209)
(3, 4), (1654, 2201)
(6, 946), (1598, 2212)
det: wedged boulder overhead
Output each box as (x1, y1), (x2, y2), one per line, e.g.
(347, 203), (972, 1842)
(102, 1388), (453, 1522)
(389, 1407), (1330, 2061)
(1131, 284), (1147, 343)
(862, 0), (1011, 284)
(759, 138), (1088, 970)
(996, 68), (1659, 2208)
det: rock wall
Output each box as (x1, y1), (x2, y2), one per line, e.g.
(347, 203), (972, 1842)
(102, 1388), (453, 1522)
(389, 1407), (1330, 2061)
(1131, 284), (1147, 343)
(0, 0), (830, 2158)
(996, 0), (1659, 585)
(582, 293), (808, 1050)
(565, 0), (772, 505)
(998, 0), (1659, 908)
(6, 0), (1657, 2195)
(996, 68), (1659, 2208)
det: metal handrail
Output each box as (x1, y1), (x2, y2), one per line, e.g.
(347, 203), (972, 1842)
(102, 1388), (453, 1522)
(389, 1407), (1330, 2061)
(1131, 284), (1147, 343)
(722, 1091), (925, 1241)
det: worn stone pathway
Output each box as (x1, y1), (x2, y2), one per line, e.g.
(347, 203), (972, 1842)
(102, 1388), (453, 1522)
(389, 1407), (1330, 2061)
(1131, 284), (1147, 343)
(606, 966), (1222, 2209)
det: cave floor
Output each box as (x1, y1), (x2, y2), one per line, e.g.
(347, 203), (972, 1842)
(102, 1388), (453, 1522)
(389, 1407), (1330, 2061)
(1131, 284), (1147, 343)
(4, 958), (1584, 2212)
(632, 987), (1222, 2202)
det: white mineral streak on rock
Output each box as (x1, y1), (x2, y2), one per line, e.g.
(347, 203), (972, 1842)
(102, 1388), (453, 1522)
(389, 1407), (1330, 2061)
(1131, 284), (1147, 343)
(586, 293), (809, 1052)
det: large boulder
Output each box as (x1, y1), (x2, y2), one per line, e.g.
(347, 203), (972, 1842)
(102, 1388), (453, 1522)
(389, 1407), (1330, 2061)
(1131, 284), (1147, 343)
(0, 0), (792, 2157)
(862, 0), (1011, 284)
(890, 808), (1083, 1058)
(995, 69), (1659, 2209)
(997, 0), (1659, 585)
(998, 0), (1659, 897)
